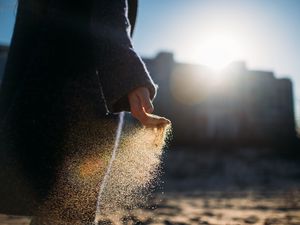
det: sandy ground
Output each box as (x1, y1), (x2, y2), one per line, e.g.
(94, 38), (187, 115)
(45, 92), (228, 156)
(1, 190), (299, 225)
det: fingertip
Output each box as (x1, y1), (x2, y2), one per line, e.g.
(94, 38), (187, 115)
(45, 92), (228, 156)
(159, 118), (171, 126)
(144, 104), (154, 114)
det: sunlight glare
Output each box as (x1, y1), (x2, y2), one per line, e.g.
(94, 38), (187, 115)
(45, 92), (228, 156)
(198, 33), (242, 71)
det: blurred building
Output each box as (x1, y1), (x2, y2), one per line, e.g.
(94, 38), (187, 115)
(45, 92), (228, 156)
(144, 52), (297, 146)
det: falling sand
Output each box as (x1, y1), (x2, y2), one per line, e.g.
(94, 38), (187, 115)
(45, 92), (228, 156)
(36, 112), (171, 225)
(94, 111), (125, 224)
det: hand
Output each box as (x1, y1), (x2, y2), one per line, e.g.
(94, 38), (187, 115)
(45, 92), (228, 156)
(128, 87), (170, 127)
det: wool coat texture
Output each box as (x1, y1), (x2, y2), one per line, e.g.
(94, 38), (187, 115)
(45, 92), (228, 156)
(0, 0), (157, 216)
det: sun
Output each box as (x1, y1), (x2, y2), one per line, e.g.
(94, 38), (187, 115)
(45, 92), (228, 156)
(198, 33), (242, 71)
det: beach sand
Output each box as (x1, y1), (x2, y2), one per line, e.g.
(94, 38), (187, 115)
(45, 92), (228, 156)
(1, 190), (299, 225)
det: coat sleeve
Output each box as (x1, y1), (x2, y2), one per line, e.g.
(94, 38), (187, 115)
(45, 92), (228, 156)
(90, 0), (157, 113)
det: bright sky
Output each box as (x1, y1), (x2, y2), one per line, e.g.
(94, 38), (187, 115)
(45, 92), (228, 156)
(132, 0), (300, 127)
(0, 0), (300, 126)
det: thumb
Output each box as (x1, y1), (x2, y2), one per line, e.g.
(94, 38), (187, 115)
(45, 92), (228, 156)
(137, 87), (154, 113)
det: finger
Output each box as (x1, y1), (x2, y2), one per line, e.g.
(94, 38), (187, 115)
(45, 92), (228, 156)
(147, 114), (171, 127)
(129, 94), (149, 124)
(129, 93), (170, 127)
(130, 100), (158, 126)
(137, 88), (154, 114)
(132, 107), (169, 127)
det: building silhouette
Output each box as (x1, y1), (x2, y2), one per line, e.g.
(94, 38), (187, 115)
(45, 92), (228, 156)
(0, 45), (297, 146)
(144, 52), (297, 146)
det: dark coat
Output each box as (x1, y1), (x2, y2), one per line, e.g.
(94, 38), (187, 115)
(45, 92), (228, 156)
(0, 0), (157, 216)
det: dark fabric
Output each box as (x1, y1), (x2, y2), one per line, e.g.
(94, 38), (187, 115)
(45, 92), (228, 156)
(0, 0), (157, 214)
(128, 0), (138, 37)
(90, 0), (157, 112)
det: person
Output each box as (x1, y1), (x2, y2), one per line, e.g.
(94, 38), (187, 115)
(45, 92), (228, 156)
(0, 0), (169, 223)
